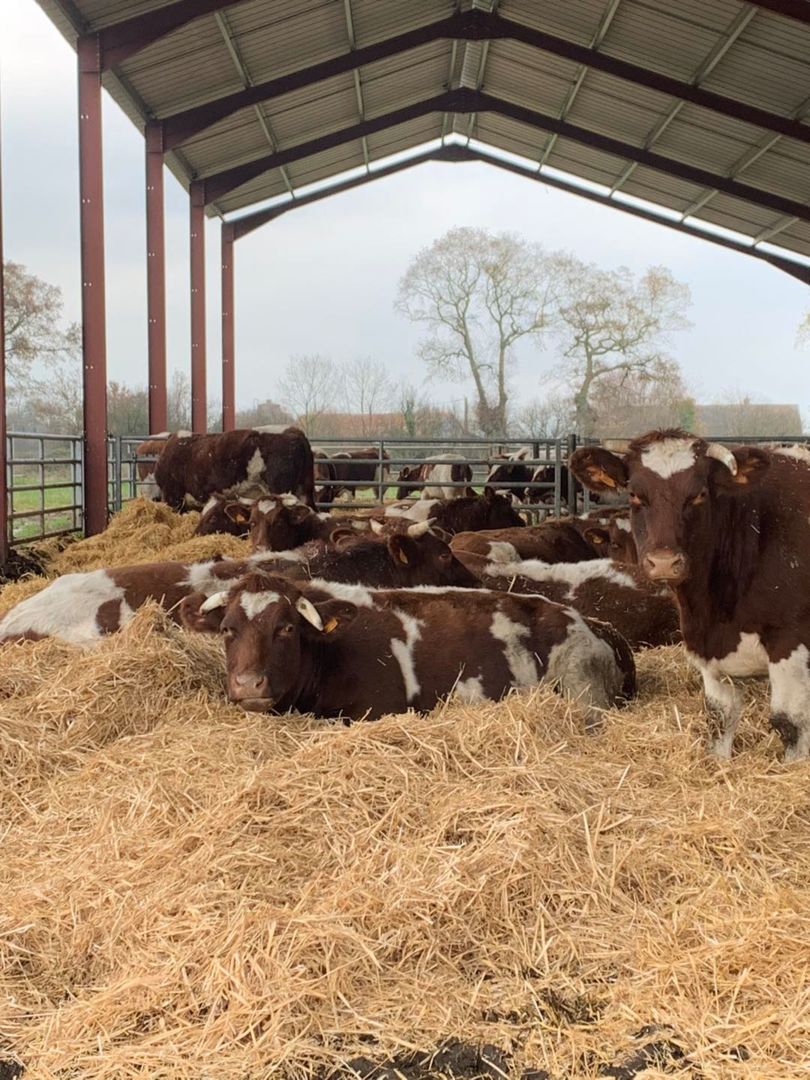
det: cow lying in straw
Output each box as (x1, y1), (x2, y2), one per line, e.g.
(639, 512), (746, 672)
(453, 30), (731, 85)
(383, 489), (525, 535)
(247, 497), (372, 551)
(458, 555), (678, 650)
(450, 513), (635, 566)
(0, 523), (472, 646)
(183, 572), (636, 723)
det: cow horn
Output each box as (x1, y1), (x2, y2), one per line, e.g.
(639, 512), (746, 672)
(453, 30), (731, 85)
(705, 442), (738, 475)
(369, 519), (383, 534)
(406, 519), (431, 538)
(296, 595), (324, 630)
(200, 591), (229, 613)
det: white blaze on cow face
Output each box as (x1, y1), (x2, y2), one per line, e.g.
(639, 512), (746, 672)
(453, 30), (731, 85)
(0, 569), (132, 646)
(240, 591), (281, 620)
(490, 609), (538, 687)
(455, 675), (485, 702)
(640, 438), (698, 479)
(389, 609), (424, 703)
(769, 644), (810, 762)
(614, 517), (631, 533)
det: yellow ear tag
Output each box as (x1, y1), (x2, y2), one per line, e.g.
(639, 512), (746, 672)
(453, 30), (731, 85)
(324, 617), (339, 634)
(235, 509), (250, 523)
(592, 534), (604, 544)
(592, 467), (617, 489)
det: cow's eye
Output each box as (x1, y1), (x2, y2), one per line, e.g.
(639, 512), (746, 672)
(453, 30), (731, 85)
(689, 489), (707, 506)
(279, 623), (295, 636)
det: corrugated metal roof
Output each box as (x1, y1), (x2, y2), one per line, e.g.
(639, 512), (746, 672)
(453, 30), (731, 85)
(32, 0), (810, 268)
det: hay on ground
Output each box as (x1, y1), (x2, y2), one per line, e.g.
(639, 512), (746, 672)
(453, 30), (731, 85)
(0, 592), (808, 1079)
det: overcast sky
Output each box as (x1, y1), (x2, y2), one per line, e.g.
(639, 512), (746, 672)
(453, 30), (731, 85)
(1, 0), (808, 420)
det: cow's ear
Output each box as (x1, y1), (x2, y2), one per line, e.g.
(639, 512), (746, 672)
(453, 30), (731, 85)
(329, 526), (358, 548)
(387, 534), (417, 565)
(569, 447), (629, 492)
(583, 527), (609, 550)
(178, 591), (227, 633)
(300, 599), (357, 640)
(287, 504), (312, 524)
(712, 446), (771, 492)
(224, 502), (251, 524)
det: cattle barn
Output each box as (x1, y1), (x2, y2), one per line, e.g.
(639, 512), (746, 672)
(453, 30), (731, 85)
(1, 2), (810, 1078)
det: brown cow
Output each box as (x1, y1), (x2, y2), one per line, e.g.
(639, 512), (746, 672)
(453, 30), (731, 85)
(248, 498), (371, 552)
(316, 447), (390, 503)
(134, 431), (191, 499)
(450, 517), (616, 565)
(571, 430), (810, 760)
(154, 427), (315, 510)
(185, 572), (635, 723)
(384, 489), (524, 535)
(466, 556), (679, 650)
(194, 494), (256, 537)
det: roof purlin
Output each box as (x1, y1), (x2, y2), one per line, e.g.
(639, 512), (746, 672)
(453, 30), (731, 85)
(157, 9), (810, 152)
(200, 88), (810, 227)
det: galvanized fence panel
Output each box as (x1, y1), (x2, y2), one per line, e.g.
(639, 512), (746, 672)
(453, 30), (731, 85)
(3, 430), (809, 546)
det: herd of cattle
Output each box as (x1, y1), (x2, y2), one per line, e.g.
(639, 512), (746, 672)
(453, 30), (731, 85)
(4, 427), (810, 762)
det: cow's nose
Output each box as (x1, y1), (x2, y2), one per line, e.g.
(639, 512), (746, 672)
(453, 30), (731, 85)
(644, 549), (686, 581)
(230, 672), (270, 700)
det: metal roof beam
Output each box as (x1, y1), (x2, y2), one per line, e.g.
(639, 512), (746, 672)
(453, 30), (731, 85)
(748, 1), (810, 26)
(224, 142), (810, 287)
(342, 0), (370, 170)
(200, 88), (810, 226)
(96, 0), (247, 70)
(160, 9), (810, 151)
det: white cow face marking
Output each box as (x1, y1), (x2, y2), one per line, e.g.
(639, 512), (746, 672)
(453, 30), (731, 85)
(240, 591), (280, 620)
(640, 438), (698, 479)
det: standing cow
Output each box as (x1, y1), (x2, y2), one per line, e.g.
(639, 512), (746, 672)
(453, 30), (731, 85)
(396, 455), (474, 500)
(154, 427), (315, 510)
(571, 431), (810, 760)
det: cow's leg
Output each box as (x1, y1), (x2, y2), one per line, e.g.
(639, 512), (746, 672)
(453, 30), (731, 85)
(768, 644), (810, 762)
(688, 653), (743, 758)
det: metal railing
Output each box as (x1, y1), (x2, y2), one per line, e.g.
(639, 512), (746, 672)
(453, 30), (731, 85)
(4, 430), (808, 547)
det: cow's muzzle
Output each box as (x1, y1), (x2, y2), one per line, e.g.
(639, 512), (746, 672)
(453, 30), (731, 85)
(643, 548), (687, 583)
(229, 672), (273, 709)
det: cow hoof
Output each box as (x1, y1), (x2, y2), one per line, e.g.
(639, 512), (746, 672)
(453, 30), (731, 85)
(710, 735), (733, 760)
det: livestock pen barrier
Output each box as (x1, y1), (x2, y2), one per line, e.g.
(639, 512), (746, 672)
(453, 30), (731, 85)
(2, 431), (809, 547)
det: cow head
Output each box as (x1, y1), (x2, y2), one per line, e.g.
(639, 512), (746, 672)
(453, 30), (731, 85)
(481, 487), (526, 529)
(249, 498), (314, 551)
(195, 495), (254, 537)
(576, 513), (637, 564)
(196, 573), (358, 712)
(383, 521), (479, 587)
(396, 465), (420, 500)
(571, 430), (769, 584)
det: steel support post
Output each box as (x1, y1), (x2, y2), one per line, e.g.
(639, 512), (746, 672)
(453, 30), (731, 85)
(0, 84), (9, 564)
(145, 120), (168, 433)
(189, 180), (207, 432)
(77, 35), (109, 536)
(221, 222), (235, 431)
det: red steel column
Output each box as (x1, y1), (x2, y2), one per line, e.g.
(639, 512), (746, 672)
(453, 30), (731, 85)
(77, 35), (108, 536)
(189, 180), (207, 432)
(0, 83), (9, 564)
(145, 120), (167, 434)
(221, 222), (235, 431)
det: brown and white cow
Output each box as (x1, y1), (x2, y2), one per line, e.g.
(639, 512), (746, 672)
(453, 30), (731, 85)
(186, 572), (635, 723)
(384, 489), (525, 535)
(466, 556), (679, 650)
(571, 430), (810, 760)
(248, 498), (372, 552)
(449, 516), (626, 565)
(134, 431), (192, 499)
(154, 427), (315, 511)
(0, 522), (472, 646)
(396, 455), (475, 500)
(194, 494), (256, 537)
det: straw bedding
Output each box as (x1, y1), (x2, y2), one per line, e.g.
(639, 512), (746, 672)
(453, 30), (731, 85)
(0, 503), (808, 1079)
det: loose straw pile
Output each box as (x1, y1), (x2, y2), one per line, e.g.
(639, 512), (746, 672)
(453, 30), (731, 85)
(0, 505), (807, 1079)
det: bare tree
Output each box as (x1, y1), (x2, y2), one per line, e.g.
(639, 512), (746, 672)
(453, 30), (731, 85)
(278, 354), (334, 437)
(588, 360), (696, 437)
(396, 227), (555, 437)
(513, 392), (575, 440)
(3, 260), (80, 394)
(340, 357), (391, 436)
(550, 258), (691, 439)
